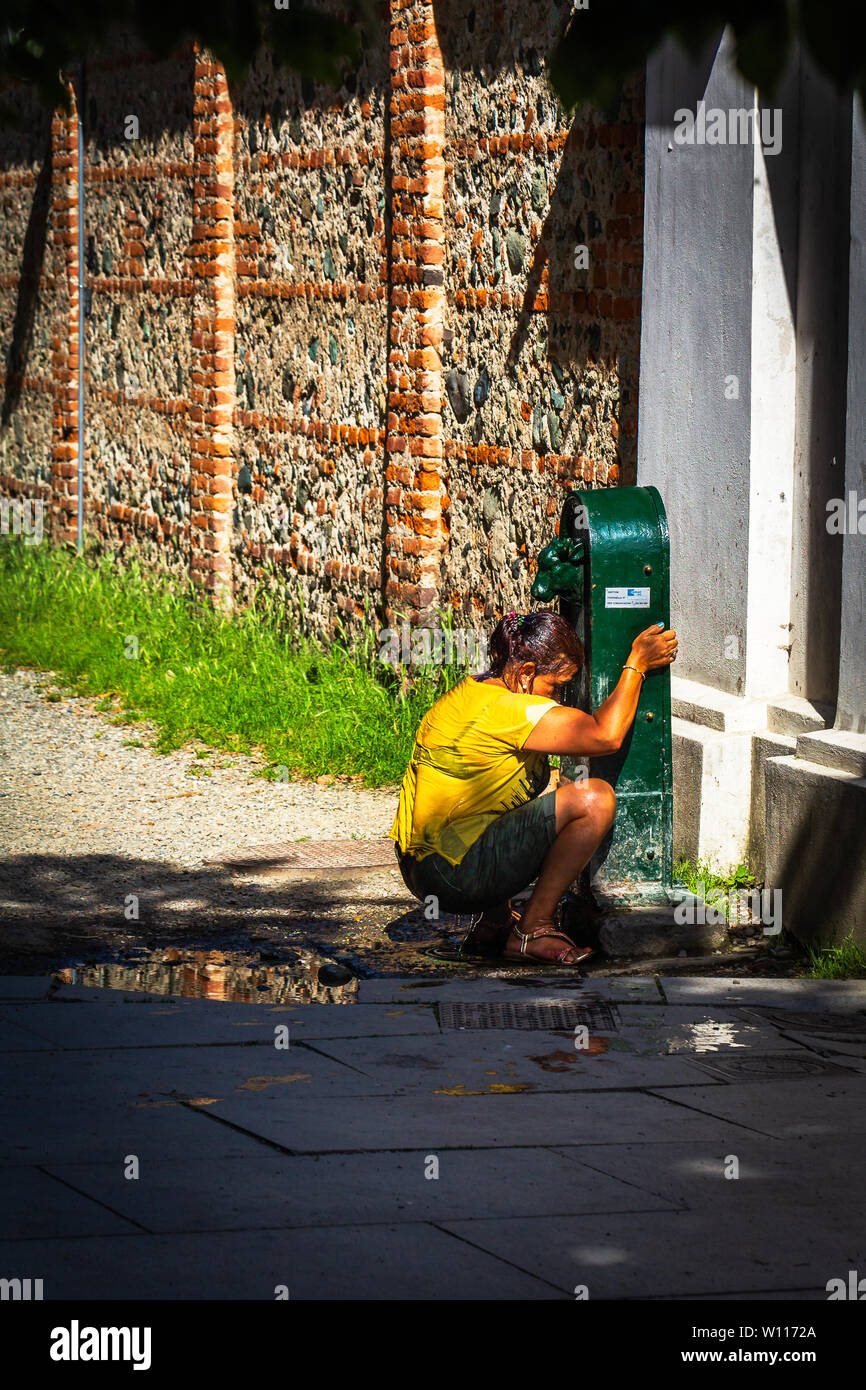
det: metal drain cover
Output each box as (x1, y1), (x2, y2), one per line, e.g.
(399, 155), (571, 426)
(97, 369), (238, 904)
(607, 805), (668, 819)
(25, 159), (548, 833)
(694, 1053), (855, 1081)
(439, 1000), (619, 1031)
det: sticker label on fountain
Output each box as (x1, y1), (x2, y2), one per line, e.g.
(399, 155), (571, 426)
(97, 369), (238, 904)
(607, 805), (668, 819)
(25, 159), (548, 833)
(605, 586), (650, 609)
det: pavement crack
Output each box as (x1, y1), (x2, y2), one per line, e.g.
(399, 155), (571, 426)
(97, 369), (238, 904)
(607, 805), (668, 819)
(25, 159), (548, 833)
(175, 1099), (301, 1156)
(546, 1145), (687, 1209)
(293, 1038), (377, 1079)
(643, 1088), (780, 1137)
(428, 1221), (570, 1297)
(35, 1164), (152, 1234)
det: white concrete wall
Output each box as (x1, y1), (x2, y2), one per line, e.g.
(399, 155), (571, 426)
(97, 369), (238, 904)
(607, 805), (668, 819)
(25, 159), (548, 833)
(639, 30), (754, 696)
(639, 35), (856, 883)
(640, 39), (847, 714)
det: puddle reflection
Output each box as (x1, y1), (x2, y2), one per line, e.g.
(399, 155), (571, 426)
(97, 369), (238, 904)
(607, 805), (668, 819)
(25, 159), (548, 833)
(665, 1020), (753, 1053)
(55, 946), (359, 1005)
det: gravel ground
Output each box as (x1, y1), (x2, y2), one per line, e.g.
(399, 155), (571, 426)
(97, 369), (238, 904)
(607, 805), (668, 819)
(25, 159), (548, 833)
(0, 667), (810, 984)
(0, 667), (397, 867)
(0, 666), (429, 973)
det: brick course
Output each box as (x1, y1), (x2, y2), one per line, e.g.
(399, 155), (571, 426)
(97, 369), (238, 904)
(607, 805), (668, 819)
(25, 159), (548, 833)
(189, 52), (235, 604)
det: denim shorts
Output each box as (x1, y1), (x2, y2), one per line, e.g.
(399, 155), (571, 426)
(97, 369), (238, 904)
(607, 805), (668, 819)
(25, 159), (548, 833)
(395, 790), (558, 914)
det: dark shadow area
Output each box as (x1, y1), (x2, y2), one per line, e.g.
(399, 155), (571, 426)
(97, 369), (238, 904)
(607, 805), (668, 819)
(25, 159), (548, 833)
(0, 851), (465, 980)
(434, 0), (569, 81)
(0, 128), (52, 432)
(504, 119), (594, 407)
(644, 29), (722, 133)
(770, 774), (866, 954)
(228, 4), (389, 120)
(784, 62), (851, 707)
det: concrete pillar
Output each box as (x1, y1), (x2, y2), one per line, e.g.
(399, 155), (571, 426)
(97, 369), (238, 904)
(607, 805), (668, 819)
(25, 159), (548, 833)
(763, 96), (866, 946)
(639, 32), (797, 867)
(638, 33), (847, 879)
(639, 30), (799, 700)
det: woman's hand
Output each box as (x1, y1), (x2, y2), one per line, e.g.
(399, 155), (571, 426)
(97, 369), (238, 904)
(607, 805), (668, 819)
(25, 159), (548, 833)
(629, 622), (678, 674)
(525, 621), (680, 757)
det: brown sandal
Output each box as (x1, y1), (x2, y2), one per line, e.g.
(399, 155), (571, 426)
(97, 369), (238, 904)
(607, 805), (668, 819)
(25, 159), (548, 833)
(503, 906), (594, 967)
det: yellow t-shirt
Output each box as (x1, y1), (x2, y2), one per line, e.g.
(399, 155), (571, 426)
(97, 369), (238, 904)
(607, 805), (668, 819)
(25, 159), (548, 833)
(389, 675), (557, 867)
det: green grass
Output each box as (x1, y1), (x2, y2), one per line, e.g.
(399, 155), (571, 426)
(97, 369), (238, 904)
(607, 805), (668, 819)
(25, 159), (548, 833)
(0, 540), (470, 786)
(674, 856), (758, 920)
(805, 931), (866, 980)
(676, 859), (866, 974)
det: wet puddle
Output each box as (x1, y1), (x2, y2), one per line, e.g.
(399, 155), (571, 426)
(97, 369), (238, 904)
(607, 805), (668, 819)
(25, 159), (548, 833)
(49, 921), (507, 1005)
(54, 945), (363, 1006)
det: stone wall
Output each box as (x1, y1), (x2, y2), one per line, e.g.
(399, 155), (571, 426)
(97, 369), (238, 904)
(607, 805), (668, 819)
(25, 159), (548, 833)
(437, 1), (643, 625)
(230, 34), (390, 626)
(0, 86), (61, 524)
(0, 2), (643, 637)
(84, 39), (195, 580)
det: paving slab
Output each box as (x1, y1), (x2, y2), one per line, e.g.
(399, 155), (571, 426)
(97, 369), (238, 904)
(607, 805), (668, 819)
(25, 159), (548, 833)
(0, 1018), (57, 1050)
(438, 1208), (861, 1299)
(0, 1225), (561, 1299)
(610, 1005), (818, 1058)
(207, 1088), (757, 1153)
(552, 1135), (866, 1221)
(581, 976), (664, 1002)
(826, 1053), (866, 1073)
(687, 1287), (828, 1300)
(738, 1006), (866, 1060)
(3, 965), (864, 1301)
(264, 1003), (439, 1040)
(357, 976), (577, 1003)
(0, 1039), (385, 1108)
(0, 976), (57, 999)
(0, 999), (438, 1049)
(770, 1030), (866, 1059)
(307, 1029), (723, 1093)
(658, 977), (866, 1011)
(0, 1166), (142, 1239)
(40, 1145), (677, 1234)
(648, 1074), (866, 1138)
(0, 1097), (261, 1165)
(357, 974), (661, 1004)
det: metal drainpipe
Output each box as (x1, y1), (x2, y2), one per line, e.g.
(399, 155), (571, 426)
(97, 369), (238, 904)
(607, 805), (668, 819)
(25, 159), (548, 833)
(76, 60), (85, 554)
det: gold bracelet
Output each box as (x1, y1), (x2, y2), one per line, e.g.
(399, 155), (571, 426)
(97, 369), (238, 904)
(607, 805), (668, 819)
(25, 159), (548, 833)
(622, 664), (646, 684)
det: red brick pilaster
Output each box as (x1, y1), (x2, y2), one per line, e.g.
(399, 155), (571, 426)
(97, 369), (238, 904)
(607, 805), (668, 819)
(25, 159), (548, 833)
(49, 88), (81, 545)
(190, 51), (235, 607)
(384, 0), (446, 624)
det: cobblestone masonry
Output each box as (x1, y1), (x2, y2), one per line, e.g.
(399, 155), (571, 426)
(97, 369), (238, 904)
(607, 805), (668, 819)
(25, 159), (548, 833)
(229, 34), (389, 627)
(83, 40), (195, 582)
(0, 85), (57, 525)
(0, 4), (643, 636)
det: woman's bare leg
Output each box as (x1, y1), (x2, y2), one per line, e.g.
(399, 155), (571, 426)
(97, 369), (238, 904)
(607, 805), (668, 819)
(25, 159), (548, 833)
(505, 779), (616, 955)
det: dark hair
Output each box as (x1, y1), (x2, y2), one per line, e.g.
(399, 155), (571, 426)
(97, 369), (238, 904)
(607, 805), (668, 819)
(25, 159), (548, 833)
(489, 610), (584, 680)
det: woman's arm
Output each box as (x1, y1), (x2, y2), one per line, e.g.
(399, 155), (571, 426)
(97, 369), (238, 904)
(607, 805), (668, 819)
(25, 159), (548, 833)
(524, 623), (678, 756)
